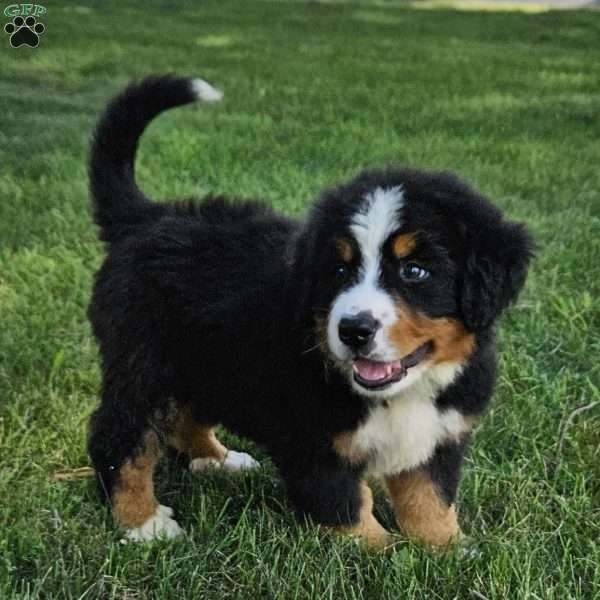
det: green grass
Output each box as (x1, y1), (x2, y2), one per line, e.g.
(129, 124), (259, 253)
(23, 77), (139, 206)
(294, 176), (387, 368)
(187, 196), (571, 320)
(1, 1), (599, 598)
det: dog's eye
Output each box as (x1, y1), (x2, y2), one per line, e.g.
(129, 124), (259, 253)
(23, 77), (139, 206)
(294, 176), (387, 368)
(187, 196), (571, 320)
(335, 264), (349, 279)
(400, 263), (430, 281)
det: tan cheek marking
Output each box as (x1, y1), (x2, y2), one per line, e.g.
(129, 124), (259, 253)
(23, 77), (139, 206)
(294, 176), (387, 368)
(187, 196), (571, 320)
(392, 233), (418, 259)
(386, 469), (462, 547)
(314, 316), (329, 354)
(335, 238), (354, 263)
(463, 414), (479, 430)
(389, 302), (475, 364)
(169, 406), (228, 461)
(332, 431), (369, 466)
(329, 482), (393, 550)
(112, 431), (160, 528)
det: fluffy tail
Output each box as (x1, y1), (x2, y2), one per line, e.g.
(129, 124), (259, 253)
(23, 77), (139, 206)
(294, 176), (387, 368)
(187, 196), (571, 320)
(89, 74), (223, 242)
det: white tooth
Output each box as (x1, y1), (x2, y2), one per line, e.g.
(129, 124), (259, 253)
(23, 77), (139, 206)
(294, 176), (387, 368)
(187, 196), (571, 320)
(353, 364), (359, 373)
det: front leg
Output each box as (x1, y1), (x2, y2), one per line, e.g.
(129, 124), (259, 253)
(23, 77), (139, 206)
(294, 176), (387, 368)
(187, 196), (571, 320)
(336, 481), (393, 549)
(281, 457), (391, 549)
(385, 441), (466, 547)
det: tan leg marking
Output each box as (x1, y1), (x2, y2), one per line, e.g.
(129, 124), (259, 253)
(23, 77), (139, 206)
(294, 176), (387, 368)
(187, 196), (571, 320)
(386, 469), (461, 547)
(170, 406), (259, 472)
(169, 406), (228, 461)
(112, 431), (160, 528)
(331, 482), (392, 550)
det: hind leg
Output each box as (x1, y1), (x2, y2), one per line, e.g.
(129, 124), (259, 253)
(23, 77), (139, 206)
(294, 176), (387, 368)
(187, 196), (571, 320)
(89, 403), (182, 541)
(169, 406), (259, 472)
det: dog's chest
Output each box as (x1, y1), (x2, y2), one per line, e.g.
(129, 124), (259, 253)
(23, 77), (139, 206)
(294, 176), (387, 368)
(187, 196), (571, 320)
(352, 398), (468, 476)
(337, 364), (471, 476)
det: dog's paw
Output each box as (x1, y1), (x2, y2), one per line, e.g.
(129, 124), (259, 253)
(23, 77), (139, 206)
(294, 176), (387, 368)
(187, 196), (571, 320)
(189, 457), (223, 472)
(189, 450), (260, 473)
(223, 450), (260, 471)
(123, 505), (182, 542)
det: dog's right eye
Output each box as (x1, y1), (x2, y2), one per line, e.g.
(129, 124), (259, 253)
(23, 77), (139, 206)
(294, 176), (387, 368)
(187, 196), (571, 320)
(334, 264), (349, 279)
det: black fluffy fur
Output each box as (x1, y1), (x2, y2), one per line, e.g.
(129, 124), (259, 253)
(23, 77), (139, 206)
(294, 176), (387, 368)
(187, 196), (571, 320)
(88, 75), (533, 529)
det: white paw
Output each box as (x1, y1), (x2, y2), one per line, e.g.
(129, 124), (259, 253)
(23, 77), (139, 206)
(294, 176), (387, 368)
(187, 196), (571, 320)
(157, 504), (174, 518)
(123, 505), (182, 542)
(189, 451), (260, 473)
(223, 450), (260, 471)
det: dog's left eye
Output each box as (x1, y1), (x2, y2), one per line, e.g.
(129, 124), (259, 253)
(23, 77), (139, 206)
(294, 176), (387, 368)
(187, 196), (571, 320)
(400, 263), (430, 281)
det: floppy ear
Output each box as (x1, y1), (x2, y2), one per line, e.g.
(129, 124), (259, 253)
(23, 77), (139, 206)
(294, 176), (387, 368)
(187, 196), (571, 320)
(460, 218), (534, 331)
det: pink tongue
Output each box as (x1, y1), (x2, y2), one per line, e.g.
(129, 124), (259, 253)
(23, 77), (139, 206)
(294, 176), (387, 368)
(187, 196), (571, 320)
(353, 358), (401, 382)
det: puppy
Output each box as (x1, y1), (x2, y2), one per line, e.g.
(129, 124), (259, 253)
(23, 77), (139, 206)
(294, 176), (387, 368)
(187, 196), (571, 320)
(87, 75), (533, 546)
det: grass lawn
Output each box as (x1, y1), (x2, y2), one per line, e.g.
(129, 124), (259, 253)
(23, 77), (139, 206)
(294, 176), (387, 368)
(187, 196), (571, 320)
(1, 1), (599, 598)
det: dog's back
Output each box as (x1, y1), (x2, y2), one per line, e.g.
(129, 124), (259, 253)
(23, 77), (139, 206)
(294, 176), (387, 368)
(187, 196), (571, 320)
(89, 75), (298, 333)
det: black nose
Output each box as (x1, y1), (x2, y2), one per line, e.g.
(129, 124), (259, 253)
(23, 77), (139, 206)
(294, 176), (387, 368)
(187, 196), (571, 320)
(338, 312), (380, 351)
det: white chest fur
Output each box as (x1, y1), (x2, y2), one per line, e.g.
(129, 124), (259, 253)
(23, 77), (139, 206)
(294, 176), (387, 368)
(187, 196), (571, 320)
(347, 362), (470, 476)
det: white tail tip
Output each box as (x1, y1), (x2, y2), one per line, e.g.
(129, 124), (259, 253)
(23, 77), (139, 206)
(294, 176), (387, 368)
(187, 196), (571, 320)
(191, 78), (223, 102)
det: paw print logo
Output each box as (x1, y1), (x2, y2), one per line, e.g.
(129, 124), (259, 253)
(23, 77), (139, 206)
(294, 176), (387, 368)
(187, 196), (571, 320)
(4, 15), (45, 48)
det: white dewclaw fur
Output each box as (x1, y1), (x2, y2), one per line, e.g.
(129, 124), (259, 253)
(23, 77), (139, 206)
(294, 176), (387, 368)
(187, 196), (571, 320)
(191, 78), (223, 102)
(350, 362), (470, 476)
(125, 504), (182, 542)
(189, 450), (259, 472)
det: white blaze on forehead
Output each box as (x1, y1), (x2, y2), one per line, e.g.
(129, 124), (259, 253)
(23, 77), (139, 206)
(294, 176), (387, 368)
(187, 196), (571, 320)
(327, 186), (405, 362)
(350, 186), (405, 278)
(345, 185), (404, 316)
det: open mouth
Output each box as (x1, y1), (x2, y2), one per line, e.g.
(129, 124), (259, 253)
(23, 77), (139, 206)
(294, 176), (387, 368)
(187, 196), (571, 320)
(352, 342), (433, 390)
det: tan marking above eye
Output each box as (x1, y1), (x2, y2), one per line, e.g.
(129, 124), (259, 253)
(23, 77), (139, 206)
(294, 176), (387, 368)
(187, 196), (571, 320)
(391, 233), (418, 259)
(390, 301), (475, 364)
(335, 238), (354, 263)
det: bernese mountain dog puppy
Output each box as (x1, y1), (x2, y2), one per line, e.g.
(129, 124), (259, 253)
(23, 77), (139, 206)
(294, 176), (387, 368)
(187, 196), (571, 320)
(88, 75), (533, 547)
